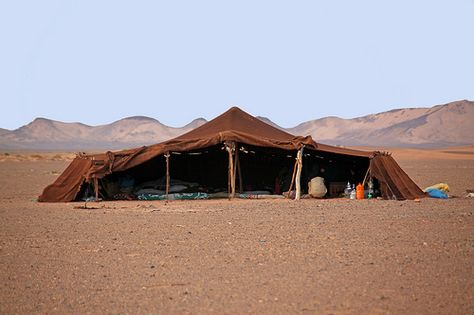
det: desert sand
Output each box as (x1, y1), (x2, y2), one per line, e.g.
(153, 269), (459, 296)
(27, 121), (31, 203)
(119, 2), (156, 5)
(1, 147), (473, 314)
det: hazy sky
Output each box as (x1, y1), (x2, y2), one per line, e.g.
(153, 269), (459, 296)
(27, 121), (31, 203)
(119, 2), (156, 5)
(1, 0), (473, 130)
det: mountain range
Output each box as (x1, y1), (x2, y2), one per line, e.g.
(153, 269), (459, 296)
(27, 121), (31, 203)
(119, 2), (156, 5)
(1, 100), (472, 150)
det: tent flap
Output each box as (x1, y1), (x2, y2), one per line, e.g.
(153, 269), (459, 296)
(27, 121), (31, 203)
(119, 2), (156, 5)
(38, 157), (93, 202)
(370, 154), (426, 200)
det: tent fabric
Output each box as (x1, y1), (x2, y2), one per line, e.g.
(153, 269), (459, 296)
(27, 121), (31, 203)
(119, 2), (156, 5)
(315, 143), (373, 158)
(38, 106), (424, 202)
(370, 154), (426, 200)
(38, 157), (92, 202)
(79, 107), (324, 180)
(174, 106), (296, 141)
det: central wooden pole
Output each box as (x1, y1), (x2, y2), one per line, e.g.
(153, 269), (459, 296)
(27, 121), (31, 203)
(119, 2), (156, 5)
(295, 146), (304, 200)
(225, 142), (236, 199)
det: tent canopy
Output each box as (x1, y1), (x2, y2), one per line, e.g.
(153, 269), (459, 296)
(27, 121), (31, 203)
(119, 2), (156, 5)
(39, 107), (425, 202)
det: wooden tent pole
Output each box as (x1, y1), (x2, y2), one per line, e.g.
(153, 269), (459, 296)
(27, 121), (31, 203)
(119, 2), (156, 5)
(227, 147), (231, 197)
(165, 152), (170, 200)
(230, 143), (236, 198)
(225, 142), (236, 199)
(295, 146), (304, 200)
(362, 164), (370, 187)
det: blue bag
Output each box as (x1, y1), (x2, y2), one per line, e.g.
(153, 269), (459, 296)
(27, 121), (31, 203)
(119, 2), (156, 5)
(426, 188), (448, 199)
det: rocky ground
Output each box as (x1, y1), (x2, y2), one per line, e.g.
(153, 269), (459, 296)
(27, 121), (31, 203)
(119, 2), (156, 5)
(0, 148), (473, 314)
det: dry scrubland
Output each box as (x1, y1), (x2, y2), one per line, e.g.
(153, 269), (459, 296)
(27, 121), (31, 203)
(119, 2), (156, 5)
(0, 147), (473, 314)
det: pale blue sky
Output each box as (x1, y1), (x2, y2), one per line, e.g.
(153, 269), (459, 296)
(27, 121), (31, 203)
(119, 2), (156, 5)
(1, 0), (473, 130)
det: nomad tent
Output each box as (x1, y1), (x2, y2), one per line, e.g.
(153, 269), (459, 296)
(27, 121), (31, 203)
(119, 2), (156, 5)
(39, 107), (425, 202)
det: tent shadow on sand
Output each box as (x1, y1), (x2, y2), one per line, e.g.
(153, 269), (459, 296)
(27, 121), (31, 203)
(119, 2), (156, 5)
(38, 107), (425, 202)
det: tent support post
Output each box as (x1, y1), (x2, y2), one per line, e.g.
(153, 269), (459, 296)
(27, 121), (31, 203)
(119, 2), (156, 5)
(94, 177), (99, 202)
(362, 164), (370, 187)
(225, 142), (236, 199)
(295, 146), (304, 200)
(165, 152), (170, 200)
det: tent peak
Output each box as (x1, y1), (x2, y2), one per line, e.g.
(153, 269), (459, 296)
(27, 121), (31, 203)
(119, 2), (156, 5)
(171, 106), (296, 142)
(225, 106), (246, 114)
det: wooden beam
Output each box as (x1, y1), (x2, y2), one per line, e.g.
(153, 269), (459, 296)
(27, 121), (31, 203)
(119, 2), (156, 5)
(362, 164), (370, 187)
(295, 146), (304, 200)
(225, 142), (236, 199)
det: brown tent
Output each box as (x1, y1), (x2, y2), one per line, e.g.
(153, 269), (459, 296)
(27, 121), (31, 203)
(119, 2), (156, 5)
(39, 107), (425, 202)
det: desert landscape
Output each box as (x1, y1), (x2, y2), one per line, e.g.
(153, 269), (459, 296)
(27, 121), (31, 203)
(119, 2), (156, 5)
(1, 146), (473, 314)
(2, 1), (473, 313)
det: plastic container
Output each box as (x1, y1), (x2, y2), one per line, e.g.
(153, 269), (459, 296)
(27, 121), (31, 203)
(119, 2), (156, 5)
(356, 183), (364, 200)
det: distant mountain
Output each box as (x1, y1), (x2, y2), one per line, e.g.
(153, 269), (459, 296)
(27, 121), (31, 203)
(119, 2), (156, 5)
(0, 128), (9, 136)
(0, 116), (207, 150)
(288, 100), (474, 147)
(256, 116), (285, 130)
(0, 100), (472, 150)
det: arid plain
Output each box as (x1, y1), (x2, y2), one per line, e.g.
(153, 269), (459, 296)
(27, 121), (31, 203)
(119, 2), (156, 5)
(1, 147), (473, 314)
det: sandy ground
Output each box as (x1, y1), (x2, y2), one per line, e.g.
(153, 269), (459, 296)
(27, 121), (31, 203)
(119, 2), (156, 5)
(0, 147), (473, 314)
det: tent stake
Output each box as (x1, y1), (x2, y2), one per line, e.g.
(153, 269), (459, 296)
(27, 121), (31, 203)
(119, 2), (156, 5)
(295, 146), (304, 200)
(165, 152), (170, 200)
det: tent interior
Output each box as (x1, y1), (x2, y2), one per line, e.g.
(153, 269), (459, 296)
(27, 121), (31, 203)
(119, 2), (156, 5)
(75, 143), (374, 201)
(301, 148), (371, 196)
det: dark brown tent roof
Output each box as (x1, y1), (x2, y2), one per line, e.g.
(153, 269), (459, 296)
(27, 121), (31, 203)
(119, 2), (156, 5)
(175, 106), (295, 141)
(38, 107), (425, 202)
